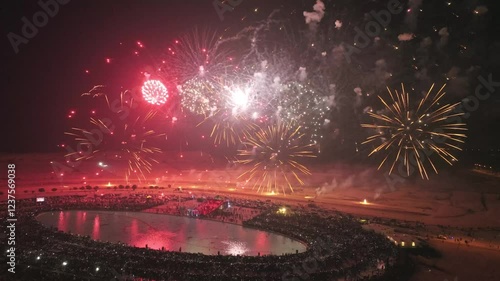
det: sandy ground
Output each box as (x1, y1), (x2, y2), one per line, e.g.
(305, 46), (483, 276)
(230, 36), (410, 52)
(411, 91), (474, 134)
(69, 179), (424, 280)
(410, 241), (500, 281)
(1, 152), (500, 280)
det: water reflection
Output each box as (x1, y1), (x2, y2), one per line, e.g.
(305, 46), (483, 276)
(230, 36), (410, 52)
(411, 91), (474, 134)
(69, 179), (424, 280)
(222, 241), (249, 255)
(92, 215), (100, 240)
(58, 211), (67, 232)
(37, 210), (306, 256)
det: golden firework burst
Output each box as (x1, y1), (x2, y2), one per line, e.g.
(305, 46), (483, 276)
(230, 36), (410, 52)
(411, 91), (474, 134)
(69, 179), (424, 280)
(362, 83), (467, 179)
(237, 122), (316, 194)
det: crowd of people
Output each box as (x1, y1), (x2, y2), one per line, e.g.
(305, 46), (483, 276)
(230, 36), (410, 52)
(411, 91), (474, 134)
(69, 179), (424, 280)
(192, 199), (223, 216)
(2, 194), (414, 281)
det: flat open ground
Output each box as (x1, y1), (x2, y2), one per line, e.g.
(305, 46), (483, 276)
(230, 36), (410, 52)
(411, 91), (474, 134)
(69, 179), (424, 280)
(2, 152), (500, 280)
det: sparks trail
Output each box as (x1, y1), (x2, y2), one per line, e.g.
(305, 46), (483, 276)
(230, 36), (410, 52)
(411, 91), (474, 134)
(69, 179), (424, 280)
(65, 90), (165, 182)
(277, 82), (330, 145)
(198, 109), (258, 147)
(162, 28), (234, 84)
(362, 83), (467, 179)
(237, 122), (316, 194)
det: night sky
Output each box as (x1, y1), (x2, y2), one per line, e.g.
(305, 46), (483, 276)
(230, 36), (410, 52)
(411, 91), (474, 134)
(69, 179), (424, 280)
(1, 0), (499, 157)
(1, 0), (294, 153)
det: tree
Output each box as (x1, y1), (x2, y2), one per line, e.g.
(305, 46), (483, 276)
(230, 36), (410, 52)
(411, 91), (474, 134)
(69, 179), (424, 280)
(38, 188), (45, 192)
(51, 188), (57, 192)
(132, 185), (137, 191)
(93, 186), (99, 191)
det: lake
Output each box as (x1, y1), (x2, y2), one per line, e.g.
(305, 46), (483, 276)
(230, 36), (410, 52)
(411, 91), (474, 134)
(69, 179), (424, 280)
(36, 210), (307, 256)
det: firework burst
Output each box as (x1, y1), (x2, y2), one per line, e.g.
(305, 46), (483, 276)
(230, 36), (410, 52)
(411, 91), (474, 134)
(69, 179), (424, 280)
(178, 76), (220, 116)
(202, 109), (258, 146)
(65, 89), (164, 182)
(277, 82), (330, 145)
(195, 81), (258, 146)
(203, 79), (329, 147)
(142, 79), (169, 105)
(237, 122), (316, 194)
(362, 83), (467, 179)
(163, 28), (232, 83)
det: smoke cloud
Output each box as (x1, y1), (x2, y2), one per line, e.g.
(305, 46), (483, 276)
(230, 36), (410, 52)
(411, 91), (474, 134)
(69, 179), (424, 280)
(398, 33), (415, 41)
(303, 0), (325, 30)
